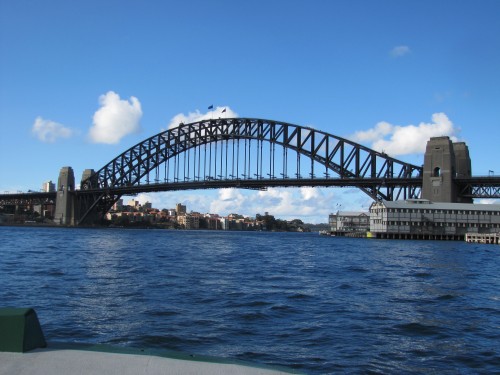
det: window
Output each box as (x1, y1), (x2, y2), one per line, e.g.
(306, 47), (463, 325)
(433, 167), (441, 177)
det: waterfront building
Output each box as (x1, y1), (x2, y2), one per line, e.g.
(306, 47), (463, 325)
(205, 213), (221, 230)
(176, 203), (187, 216)
(328, 213), (337, 232)
(465, 232), (500, 244)
(369, 199), (500, 240)
(329, 211), (370, 235)
(220, 217), (230, 230)
(177, 213), (199, 229)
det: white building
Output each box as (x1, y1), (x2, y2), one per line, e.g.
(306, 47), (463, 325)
(42, 181), (55, 192)
(370, 199), (500, 240)
(177, 213), (199, 229)
(112, 199), (123, 211)
(329, 211), (370, 235)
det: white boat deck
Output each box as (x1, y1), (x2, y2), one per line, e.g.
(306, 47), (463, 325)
(0, 347), (297, 375)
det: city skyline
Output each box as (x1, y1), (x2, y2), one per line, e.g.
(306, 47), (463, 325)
(1, 0), (499, 223)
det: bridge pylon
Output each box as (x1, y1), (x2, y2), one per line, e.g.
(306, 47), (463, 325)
(75, 169), (103, 225)
(421, 137), (472, 203)
(54, 167), (76, 225)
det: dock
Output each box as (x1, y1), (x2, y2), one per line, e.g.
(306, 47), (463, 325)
(465, 232), (500, 244)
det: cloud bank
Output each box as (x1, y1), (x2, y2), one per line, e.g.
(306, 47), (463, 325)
(351, 113), (459, 156)
(167, 106), (238, 129)
(89, 91), (142, 144)
(32, 117), (73, 143)
(133, 185), (372, 224)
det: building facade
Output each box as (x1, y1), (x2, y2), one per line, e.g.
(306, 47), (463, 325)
(329, 211), (370, 235)
(42, 181), (55, 192)
(112, 199), (123, 211)
(177, 213), (199, 229)
(370, 199), (500, 240)
(176, 203), (186, 216)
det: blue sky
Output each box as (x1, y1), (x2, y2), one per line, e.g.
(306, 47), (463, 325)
(1, 0), (499, 222)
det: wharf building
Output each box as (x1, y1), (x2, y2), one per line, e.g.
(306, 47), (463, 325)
(329, 211), (370, 237)
(369, 137), (500, 241)
(369, 199), (500, 240)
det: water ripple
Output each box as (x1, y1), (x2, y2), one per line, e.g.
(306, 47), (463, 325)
(1, 227), (500, 374)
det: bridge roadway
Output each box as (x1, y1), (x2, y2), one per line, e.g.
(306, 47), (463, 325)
(2, 176), (500, 207)
(78, 176), (421, 194)
(0, 191), (56, 205)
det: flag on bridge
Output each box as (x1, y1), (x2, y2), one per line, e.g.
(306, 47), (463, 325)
(222, 108), (226, 113)
(208, 105), (213, 110)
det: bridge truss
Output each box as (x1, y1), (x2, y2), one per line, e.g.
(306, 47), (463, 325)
(77, 118), (423, 224)
(0, 192), (56, 206)
(456, 177), (500, 198)
(3, 118), (500, 225)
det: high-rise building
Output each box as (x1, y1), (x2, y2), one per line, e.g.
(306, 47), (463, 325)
(112, 199), (123, 211)
(176, 203), (186, 216)
(177, 213), (199, 229)
(128, 199), (140, 209)
(42, 180), (55, 192)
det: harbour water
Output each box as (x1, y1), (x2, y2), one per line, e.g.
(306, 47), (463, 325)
(1, 226), (499, 374)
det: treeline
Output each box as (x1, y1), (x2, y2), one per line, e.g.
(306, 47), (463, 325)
(254, 213), (310, 232)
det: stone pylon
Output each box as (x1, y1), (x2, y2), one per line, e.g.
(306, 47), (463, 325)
(54, 166), (75, 225)
(421, 137), (472, 203)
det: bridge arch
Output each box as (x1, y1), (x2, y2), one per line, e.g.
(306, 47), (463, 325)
(78, 118), (422, 223)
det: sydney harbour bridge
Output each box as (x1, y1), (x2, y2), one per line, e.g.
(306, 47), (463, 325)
(1, 118), (500, 226)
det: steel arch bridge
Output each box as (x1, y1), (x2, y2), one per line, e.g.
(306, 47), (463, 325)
(76, 118), (423, 224)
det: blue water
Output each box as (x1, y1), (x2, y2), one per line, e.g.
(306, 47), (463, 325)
(1, 227), (499, 374)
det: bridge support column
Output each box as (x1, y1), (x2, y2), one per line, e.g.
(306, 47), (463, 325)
(421, 137), (472, 203)
(76, 169), (99, 225)
(453, 142), (473, 203)
(54, 166), (75, 225)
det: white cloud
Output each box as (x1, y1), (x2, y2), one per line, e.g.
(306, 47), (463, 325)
(390, 45), (411, 57)
(300, 186), (321, 201)
(89, 91), (142, 144)
(210, 189), (246, 213)
(217, 187), (344, 222)
(351, 113), (460, 156)
(167, 106), (238, 130)
(134, 193), (154, 205)
(125, 186), (352, 224)
(32, 116), (73, 143)
(351, 121), (393, 143)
